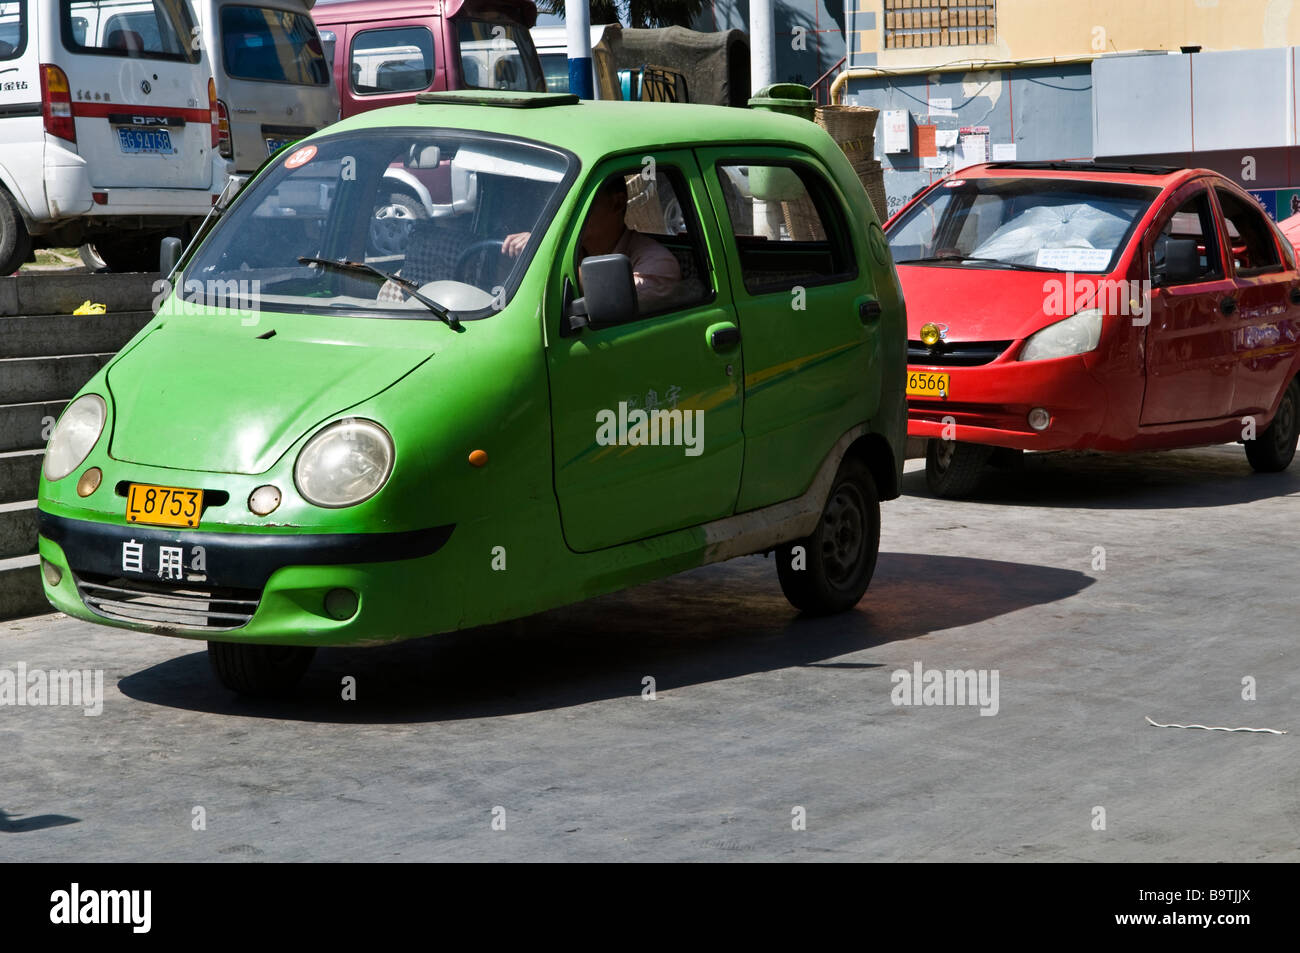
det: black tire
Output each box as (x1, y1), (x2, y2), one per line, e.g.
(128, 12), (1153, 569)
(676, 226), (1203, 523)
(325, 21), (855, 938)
(87, 234), (165, 273)
(207, 641), (315, 697)
(368, 191), (425, 258)
(925, 438), (992, 498)
(776, 457), (881, 615)
(1246, 378), (1299, 473)
(0, 187), (33, 275)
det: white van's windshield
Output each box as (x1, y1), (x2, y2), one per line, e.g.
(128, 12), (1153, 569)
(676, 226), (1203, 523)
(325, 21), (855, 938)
(220, 5), (329, 85)
(182, 131), (574, 320)
(62, 0), (200, 63)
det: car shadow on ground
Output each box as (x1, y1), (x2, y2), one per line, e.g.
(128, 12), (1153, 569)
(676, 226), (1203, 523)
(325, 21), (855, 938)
(904, 445), (1300, 509)
(118, 551), (1092, 724)
(0, 808), (80, 833)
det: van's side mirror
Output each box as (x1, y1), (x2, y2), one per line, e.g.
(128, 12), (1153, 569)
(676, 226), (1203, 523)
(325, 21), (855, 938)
(571, 254), (637, 331)
(159, 236), (182, 276)
(1154, 237), (1200, 286)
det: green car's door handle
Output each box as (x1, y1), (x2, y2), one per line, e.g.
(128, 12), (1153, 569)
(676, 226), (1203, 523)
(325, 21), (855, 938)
(709, 324), (741, 353)
(859, 299), (882, 324)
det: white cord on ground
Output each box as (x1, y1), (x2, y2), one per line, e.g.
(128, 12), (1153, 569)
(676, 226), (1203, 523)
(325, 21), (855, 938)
(1146, 716), (1286, 735)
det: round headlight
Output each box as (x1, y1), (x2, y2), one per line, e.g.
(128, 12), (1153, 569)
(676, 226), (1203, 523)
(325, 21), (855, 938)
(44, 395), (107, 482)
(294, 418), (394, 508)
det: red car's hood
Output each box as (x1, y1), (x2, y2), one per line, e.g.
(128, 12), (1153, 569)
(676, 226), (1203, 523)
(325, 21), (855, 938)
(897, 264), (1113, 342)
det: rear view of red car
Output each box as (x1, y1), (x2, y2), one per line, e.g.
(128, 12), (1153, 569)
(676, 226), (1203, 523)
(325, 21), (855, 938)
(885, 161), (1300, 497)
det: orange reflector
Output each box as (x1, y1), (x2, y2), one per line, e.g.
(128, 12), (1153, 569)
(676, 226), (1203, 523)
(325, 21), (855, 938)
(468, 449), (488, 467)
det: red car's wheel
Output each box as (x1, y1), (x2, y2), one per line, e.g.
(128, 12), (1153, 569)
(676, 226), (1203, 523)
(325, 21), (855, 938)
(1246, 378), (1300, 473)
(925, 438), (991, 498)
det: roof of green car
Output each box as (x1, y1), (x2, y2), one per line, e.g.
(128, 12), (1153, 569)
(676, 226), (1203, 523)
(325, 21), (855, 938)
(324, 91), (835, 163)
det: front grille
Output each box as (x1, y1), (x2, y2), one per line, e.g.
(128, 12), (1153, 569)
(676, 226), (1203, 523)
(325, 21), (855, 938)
(73, 571), (260, 631)
(908, 340), (1012, 366)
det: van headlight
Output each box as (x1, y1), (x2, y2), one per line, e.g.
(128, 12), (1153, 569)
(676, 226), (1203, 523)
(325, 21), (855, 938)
(43, 395), (107, 482)
(1019, 308), (1103, 362)
(294, 418), (394, 508)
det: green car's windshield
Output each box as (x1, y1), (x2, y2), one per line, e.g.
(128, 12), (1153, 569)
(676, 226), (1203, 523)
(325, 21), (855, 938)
(183, 130), (572, 319)
(887, 177), (1159, 274)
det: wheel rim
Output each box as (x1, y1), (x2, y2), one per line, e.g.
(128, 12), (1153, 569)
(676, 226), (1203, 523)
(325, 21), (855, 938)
(1273, 388), (1297, 454)
(820, 482), (868, 589)
(933, 438), (955, 472)
(370, 203), (417, 256)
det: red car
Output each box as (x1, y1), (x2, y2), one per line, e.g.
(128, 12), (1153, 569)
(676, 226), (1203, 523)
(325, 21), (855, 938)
(885, 161), (1300, 496)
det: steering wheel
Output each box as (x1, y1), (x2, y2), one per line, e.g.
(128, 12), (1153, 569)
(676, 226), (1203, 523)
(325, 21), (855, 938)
(454, 239), (505, 285)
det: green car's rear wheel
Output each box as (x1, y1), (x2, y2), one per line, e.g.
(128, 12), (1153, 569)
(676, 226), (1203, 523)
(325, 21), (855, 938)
(776, 457), (880, 615)
(207, 642), (315, 697)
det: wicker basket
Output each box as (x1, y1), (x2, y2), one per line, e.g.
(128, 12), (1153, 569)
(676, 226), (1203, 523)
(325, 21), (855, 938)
(816, 104), (879, 146)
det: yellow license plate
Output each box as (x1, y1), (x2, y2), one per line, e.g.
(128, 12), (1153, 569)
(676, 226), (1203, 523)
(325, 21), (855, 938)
(906, 370), (950, 398)
(126, 484), (204, 528)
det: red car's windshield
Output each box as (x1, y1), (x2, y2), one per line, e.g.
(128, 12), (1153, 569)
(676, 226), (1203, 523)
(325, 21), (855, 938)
(888, 177), (1160, 273)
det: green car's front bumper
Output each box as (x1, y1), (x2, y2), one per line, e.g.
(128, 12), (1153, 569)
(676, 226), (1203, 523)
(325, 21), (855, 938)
(37, 512), (455, 645)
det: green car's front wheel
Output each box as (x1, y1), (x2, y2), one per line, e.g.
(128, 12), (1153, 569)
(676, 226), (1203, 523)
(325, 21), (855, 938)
(776, 457), (880, 615)
(208, 642), (316, 697)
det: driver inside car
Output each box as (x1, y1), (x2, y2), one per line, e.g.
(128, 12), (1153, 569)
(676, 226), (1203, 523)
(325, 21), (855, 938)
(503, 173), (681, 308)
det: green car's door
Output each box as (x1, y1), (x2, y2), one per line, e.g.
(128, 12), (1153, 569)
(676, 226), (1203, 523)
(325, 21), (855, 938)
(546, 151), (745, 552)
(698, 147), (882, 512)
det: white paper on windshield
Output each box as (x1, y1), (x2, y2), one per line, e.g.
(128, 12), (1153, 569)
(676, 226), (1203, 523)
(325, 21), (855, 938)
(1035, 247), (1113, 270)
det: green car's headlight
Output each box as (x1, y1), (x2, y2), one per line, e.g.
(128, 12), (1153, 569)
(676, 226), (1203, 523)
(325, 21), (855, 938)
(44, 395), (107, 482)
(1019, 308), (1103, 362)
(294, 418), (394, 508)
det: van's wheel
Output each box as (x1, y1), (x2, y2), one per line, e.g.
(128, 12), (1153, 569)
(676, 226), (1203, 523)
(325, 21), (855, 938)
(207, 642), (315, 697)
(0, 187), (33, 275)
(925, 438), (992, 498)
(1246, 378), (1299, 472)
(776, 457), (880, 615)
(85, 234), (165, 273)
(78, 244), (109, 272)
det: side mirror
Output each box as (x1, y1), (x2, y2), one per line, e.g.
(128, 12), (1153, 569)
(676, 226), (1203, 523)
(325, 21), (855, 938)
(1155, 237), (1200, 286)
(159, 236), (182, 276)
(570, 254), (637, 331)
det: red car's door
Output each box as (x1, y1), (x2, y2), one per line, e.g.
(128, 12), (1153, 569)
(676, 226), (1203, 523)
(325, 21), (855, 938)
(1140, 183), (1237, 425)
(1211, 185), (1300, 418)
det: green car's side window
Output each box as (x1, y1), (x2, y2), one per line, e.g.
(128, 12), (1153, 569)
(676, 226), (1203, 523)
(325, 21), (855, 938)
(567, 161), (716, 320)
(715, 161), (857, 295)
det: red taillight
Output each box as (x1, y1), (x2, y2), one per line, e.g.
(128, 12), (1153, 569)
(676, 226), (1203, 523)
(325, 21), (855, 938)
(208, 77), (221, 150)
(216, 98), (232, 159)
(40, 64), (76, 144)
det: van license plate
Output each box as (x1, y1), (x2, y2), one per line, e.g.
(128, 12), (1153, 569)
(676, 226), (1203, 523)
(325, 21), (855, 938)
(117, 128), (175, 154)
(266, 137), (295, 155)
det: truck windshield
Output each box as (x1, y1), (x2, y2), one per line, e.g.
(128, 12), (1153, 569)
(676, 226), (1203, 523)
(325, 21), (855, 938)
(220, 5), (329, 85)
(62, 0), (199, 63)
(457, 18), (544, 92)
(887, 177), (1159, 274)
(181, 131), (573, 320)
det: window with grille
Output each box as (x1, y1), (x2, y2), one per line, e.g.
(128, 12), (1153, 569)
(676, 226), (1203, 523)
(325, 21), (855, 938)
(882, 0), (996, 49)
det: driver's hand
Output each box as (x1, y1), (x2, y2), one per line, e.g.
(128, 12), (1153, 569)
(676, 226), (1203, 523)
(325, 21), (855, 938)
(503, 232), (531, 257)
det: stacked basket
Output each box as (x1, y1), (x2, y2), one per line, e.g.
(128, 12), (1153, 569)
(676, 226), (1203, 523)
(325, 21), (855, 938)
(816, 104), (888, 222)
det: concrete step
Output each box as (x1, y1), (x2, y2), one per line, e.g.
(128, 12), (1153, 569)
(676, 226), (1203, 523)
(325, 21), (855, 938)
(0, 353), (113, 404)
(0, 310), (153, 359)
(0, 400), (67, 453)
(0, 272), (159, 317)
(0, 449), (42, 505)
(0, 554), (47, 622)
(0, 500), (37, 559)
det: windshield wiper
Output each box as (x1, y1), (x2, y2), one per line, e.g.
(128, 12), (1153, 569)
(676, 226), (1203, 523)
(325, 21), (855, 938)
(297, 256), (463, 331)
(895, 254), (1059, 272)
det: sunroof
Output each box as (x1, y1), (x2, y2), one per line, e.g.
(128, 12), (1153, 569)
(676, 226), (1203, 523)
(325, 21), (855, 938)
(415, 90), (581, 108)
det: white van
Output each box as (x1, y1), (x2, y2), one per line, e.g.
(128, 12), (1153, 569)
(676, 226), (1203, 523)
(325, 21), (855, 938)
(0, 0), (230, 272)
(192, 0), (337, 174)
